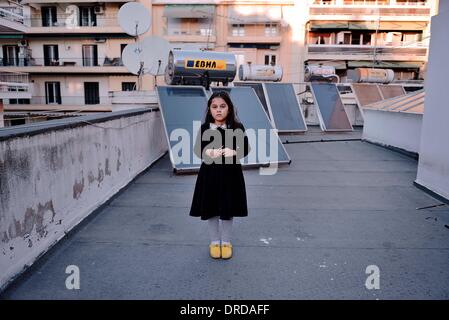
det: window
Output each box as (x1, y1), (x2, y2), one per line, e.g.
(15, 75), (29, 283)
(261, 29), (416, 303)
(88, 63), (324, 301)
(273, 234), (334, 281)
(385, 32), (402, 45)
(84, 82), (100, 104)
(167, 17), (213, 36)
(120, 44), (127, 57)
(198, 18), (213, 36)
(79, 6), (97, 27)
(232, 24), (245, 36)
(82, 45), (98, 66)
(337, 31), (351, 44)
(351, 33), (361, 45)
(264, 54), (276, 66)
(2, 45), (19, 66)
(45, 82), (61, 104)
(344, 33), (351, 44)
(8, 99), (30, 104)
(122, 82), (136, 91)
(43, 45), (59, 66)
(265, 23), (278, 36)
(167, 18), (183, 35)
(402, 32), (420, 45)
(42, 6), (57, 27)
(9, 118), (26, 126)
(362, 33), (372, 45)
(309, 32), (332, 45)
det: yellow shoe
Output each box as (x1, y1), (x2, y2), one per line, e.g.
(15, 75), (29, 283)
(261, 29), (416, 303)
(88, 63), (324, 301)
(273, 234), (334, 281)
(209, 243), (221, 259)
(221, 243), (232, 259)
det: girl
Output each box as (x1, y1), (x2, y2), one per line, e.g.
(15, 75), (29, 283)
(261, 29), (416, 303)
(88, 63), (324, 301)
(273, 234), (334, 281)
(190, 91), (251, 260)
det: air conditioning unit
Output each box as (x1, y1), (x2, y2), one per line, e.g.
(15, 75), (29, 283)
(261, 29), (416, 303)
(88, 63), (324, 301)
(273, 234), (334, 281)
(94, 38), (106, 43)
(94, 5), (104, 14)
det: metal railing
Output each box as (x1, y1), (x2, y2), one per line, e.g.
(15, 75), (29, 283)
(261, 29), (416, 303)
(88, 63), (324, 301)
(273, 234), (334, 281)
(26, 96), (111, 106)
(307, 44), (428, 56)
(25, 14), (120, 28)
(312, 0), (429, 6)
(0, 6), (25, 25)
(310, 6), (430, 15)
(228, 28), (280, 38)
(0, 57), (124, 67)
(0, 72), (29, 93)
(165, 28), (215, 37)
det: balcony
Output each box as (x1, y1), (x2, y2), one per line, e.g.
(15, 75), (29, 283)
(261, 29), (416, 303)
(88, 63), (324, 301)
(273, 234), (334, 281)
(109, 91), (158, 105)
(0, 72), (31, 100)
(24, 13), (126, 34)
(307, 44), (428, 61)
(310, 2), (431, 20)
(227, 27), (282, 44)
(0, 57), (129, 74)
(164, 28), (216, 43)
(313, 0), (429, 4)
(0, 7), (28, 32)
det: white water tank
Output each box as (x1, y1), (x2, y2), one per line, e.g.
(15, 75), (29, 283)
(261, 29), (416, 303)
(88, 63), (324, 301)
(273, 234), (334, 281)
(304, 65), (339, 83)
(238, 64), (283, 81)
(354, 68), (395, 83)
(165, 50), (237, 86)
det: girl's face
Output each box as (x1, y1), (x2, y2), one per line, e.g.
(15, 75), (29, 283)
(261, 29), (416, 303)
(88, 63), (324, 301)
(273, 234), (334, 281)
(209, 97), (229, 123)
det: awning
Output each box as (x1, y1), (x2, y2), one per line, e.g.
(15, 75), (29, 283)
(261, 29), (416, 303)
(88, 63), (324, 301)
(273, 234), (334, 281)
(310, 21), (349, 30)
(0, 34), (24, 39)
(348, 61), (423, 69)
(228, 5), (282, 24)
(349, 21), (427, 31)
(163, 4), (215, 19)
(307, 60), (346, 70)
(310, 21), (427, 31)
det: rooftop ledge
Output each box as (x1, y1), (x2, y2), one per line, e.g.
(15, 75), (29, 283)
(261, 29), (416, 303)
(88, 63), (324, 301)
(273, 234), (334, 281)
(0, 107), (168, 291)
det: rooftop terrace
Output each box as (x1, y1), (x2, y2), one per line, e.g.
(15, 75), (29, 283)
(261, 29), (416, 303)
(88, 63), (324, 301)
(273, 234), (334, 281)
(1, 127), (448, 299)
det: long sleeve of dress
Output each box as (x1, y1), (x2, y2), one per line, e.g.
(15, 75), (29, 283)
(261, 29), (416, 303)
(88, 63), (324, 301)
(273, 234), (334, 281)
(235, 123), (251, 160)
(193, 125), (207, 160)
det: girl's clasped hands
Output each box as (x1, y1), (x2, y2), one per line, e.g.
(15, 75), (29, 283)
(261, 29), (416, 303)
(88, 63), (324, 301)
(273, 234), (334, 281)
(206, 146), (236, 158)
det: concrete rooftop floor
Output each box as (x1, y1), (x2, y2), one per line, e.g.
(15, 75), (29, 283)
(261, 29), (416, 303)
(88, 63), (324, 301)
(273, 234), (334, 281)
(1, 128), (449, 299)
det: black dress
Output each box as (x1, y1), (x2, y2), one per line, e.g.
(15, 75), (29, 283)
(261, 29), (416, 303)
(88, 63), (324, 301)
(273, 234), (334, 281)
(189, 122), (251, 220)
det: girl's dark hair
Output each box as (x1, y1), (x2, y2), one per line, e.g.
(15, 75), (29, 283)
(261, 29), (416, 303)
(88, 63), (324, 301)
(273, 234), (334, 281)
(204, 90), (241, 129)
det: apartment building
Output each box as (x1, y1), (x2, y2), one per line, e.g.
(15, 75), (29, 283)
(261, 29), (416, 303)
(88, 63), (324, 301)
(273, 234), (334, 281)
(306, 0), (438, 82)
(150, 0), (298, 85)
(0, 1), (30, 126)
(0, 0), (141, 126)
(0, 0), (437, 126)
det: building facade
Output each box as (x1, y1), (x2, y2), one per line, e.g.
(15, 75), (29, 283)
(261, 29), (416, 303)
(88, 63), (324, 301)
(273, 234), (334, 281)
(0, 0), (438, 126)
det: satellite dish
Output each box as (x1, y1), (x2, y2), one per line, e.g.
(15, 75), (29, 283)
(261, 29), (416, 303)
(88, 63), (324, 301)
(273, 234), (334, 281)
(141, 36), (171, 76)
(122, 42), (153, 75)
(118, 2), (151, 36)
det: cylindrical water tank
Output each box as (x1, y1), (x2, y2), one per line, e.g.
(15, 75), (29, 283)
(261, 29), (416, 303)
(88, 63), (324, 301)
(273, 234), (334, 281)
(164, 50), (237, 85)
(353, 68), (395, 83)
(305, 65), (336, 76)
(238, 64), (283, 81)
(304, 65), (339, 83)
